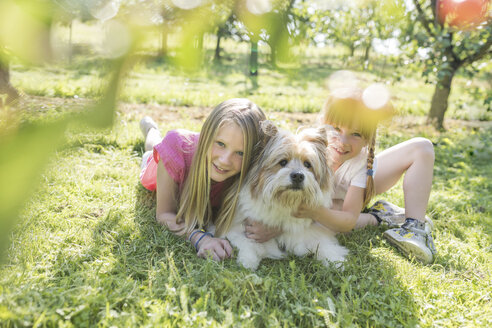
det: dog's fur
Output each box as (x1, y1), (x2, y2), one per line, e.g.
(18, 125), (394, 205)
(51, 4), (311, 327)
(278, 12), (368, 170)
(224, 121), (348, 270)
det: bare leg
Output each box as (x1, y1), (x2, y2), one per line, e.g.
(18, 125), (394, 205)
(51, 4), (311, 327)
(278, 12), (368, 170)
(354, 138), (434, 228)
(141, 128), (162, 169)
(145, 128), (162, 152)
(140, 117), (162, 168)
(372, 137), (435, 222)
(140, 116), (162, 151)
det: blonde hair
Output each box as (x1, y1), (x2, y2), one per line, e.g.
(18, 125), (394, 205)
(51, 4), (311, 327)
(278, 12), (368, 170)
(321, 88), (393, 209)
(176, 98), (267, 236)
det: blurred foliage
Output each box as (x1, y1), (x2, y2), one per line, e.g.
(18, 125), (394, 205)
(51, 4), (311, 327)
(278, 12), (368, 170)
(0, 0), (128, 261)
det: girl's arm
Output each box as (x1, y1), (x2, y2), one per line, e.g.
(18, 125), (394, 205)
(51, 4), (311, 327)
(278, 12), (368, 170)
(245, 185), (366, 241)
(294, 185), (365, 233)
(156, 160), (184, 233)
(156, 161), (233, 260)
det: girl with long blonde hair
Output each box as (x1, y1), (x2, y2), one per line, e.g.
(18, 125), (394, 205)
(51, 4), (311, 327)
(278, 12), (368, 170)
(139, 98), (266, 261)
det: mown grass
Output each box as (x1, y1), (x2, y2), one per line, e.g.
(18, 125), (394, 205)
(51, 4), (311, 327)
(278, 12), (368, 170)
(2, 30), (491, 326)
(1, 99), (491, 327)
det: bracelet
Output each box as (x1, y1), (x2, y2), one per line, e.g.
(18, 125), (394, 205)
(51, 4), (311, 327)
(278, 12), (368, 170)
(188, 228), (205, 241)
(194, 232), (214, 252)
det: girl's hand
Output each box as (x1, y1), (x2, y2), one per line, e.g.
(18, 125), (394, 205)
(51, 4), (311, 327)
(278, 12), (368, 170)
(196, 235), (233, 261)
(165, 218), (186, 235)
(244, 218), (282, 243)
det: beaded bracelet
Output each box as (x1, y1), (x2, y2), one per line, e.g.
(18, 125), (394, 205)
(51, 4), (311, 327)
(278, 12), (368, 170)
(194, 232), (214, 252)
(188, 228), (205, 242)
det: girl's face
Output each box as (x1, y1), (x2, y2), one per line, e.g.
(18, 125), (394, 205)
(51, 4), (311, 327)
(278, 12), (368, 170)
(208, 122), (245, 183)
(328, 125), (367, 170)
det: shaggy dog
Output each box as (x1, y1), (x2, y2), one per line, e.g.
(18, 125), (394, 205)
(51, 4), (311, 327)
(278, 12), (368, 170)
(224, 121), (348, 270)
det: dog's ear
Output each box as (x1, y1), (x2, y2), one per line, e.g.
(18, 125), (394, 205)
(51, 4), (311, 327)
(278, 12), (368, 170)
(296, 125), (329, 148)
(260, 120), (279, 137)
(313, 125), (329, 148)
(310, 126), (334, 192)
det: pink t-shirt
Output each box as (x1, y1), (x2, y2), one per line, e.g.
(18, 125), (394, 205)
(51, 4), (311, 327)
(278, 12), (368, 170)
(140, 129), (226, 208)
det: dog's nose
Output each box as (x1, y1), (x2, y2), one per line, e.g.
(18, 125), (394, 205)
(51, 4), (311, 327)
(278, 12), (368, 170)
(290, 171), (305, 184)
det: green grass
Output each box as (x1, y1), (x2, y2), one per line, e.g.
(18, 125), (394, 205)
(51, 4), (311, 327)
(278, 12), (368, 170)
(1, 99), (491, 326)
(2, 31), (491, 326)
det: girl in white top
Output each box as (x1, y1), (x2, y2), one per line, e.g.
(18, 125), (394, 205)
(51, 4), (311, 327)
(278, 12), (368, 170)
(246, 87), (436, 263)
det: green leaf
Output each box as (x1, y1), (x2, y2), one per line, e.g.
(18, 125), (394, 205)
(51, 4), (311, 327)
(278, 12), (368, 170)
(0, 117), (68, 260)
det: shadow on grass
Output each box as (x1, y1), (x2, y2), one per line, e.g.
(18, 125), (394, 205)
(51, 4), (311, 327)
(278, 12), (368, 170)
(112, 185), (420, 327)
(424, 126), (492, 277)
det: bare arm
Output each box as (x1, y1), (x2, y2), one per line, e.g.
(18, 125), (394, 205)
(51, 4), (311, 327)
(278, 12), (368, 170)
(294, 185), (365, 233)
(156, 160), (233, 260)
(156, 159), (184, 233)
(244, 186), (366, 239)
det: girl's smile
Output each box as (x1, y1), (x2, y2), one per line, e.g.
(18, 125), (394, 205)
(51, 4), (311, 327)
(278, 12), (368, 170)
(331, 144), (350, 155)
(209, 122), (244, 183)
(329, 126), (367, 170)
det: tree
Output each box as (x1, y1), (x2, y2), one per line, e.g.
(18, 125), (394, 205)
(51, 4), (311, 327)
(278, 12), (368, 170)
(214, 14), (233, 61)
(0, 48), (19, 106)
(312, 0), (406, 62)
(53, 0), (94, 62)
(262, 0), (296, 66)
(210, 0), (237, 62)
(409, 0), (492, 129)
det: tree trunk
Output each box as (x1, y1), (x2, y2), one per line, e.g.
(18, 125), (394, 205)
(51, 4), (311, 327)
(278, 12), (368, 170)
(195, 33), (203, 51)
(159, 28), (168, 57)
(364, 43), (371, 61)
(349, 44), (355, 57)
(0, 59), (19, 107)
(69, 19), (73, 63)
(428, 68), (456, 129)
(270, 44), (277, 67)
(249, 40), (259, 89)
(214, 30), (222, 62)
(249, 41), (258, 76)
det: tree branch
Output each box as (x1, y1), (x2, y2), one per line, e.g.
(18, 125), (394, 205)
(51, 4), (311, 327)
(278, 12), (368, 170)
(412, 0), (436, 37)
(461, 24), (492, 66)
(449, 34), (463, 67)
(462, 38), (492, 67)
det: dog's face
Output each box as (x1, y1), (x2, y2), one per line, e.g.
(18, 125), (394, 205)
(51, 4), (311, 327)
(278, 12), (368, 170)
(248, 122), (333, 210)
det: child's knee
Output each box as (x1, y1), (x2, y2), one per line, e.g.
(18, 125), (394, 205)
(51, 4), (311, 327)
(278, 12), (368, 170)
(411, 137), (435, 162)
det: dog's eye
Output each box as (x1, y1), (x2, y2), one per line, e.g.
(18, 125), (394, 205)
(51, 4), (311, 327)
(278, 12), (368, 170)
(279, 159), (288, 167)
(304, 161), (312, 169)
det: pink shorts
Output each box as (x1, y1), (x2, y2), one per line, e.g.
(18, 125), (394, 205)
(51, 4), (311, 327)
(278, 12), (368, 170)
(140, 150), (159, 191)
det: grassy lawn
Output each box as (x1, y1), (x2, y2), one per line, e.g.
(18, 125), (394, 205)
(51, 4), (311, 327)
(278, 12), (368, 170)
(1, 37), (491, 326)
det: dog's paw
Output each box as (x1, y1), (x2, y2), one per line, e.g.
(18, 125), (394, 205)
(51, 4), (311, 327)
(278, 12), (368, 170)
(317, 245), (349, 268)
(237, 252), (261, 271)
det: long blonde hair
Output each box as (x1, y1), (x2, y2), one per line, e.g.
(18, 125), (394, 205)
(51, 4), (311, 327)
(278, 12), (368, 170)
(176, 98), (267, 236)
(321, 88), (393, 209)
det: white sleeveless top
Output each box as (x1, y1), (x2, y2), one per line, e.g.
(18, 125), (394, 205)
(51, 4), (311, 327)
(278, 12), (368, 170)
(332, 149), (378, 201)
